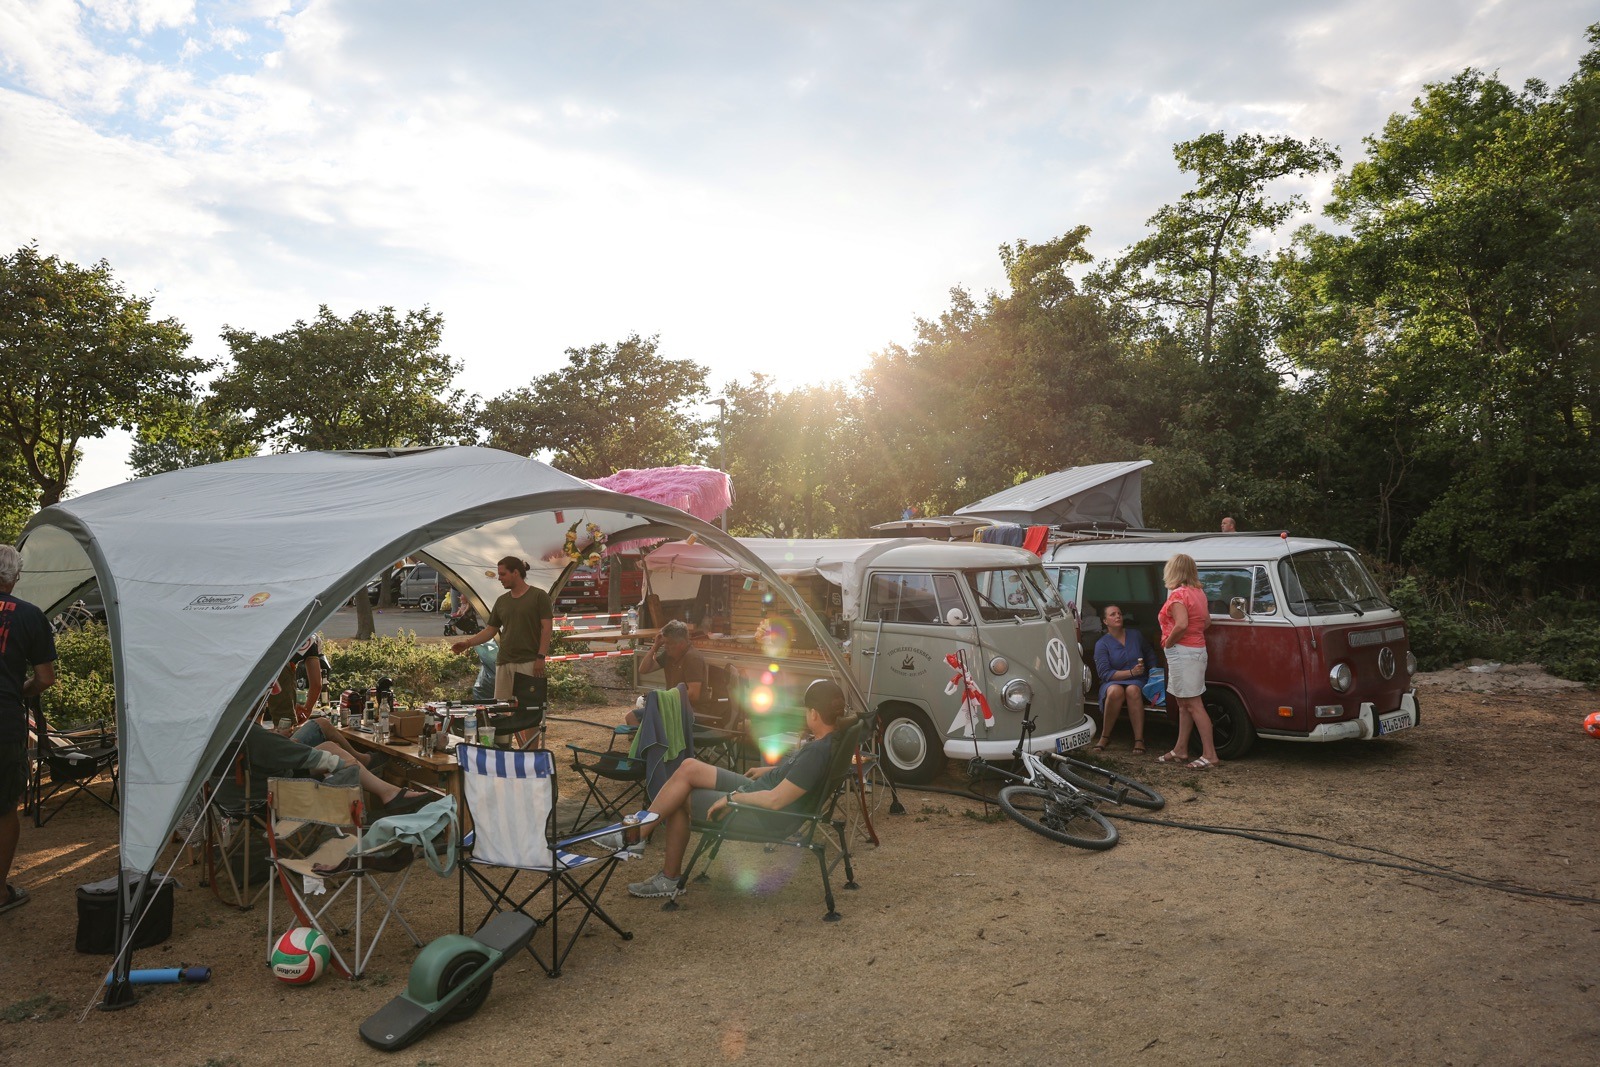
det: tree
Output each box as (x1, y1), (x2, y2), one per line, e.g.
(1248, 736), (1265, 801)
(720, 375), (860, 537)
(0, 245), (201, 506)
(1282, 27), (1600, 593)
(212, 305), (477, 452)
(480, 334), (708, 479)
(130, 396), (258, 477)
(211, 305), (477, 637)
(1092, 132), (1339, 360)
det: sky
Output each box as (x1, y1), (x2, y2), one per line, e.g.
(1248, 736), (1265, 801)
(1, 0), (1593, 495)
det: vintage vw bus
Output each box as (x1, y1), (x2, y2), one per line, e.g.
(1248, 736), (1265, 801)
(641, 538), (1096, 782)
(1044, 532), (1420, 759)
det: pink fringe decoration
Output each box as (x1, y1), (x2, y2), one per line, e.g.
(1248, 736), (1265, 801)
(588, 465), (734, 554)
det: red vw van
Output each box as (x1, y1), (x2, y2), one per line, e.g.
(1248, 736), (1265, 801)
(1044, 532), (1420, 759)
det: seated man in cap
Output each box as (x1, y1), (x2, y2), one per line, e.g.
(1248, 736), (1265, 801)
(624, 678), (855, 899)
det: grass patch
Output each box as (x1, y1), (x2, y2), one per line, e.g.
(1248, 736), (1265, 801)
(961, 807), (1006, 824)
(3, 994), (72, 1023)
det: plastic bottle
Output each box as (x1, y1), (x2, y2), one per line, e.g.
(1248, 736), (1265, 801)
(623, 605), (638, 634)
(377, 704), (390, 744)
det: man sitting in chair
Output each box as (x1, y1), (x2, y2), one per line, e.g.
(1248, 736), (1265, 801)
(627, 619), (707, 726)
(223, 709), (433, 816)
(625, 678), (855, 899)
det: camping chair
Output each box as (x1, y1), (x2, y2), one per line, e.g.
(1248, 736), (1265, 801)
(457, 744), (657, 978)
(265, 777), (422, 980)
(486, 671), (546, 750)
(665, 717), (864, 922)
(564, 685), (696, 833)
(25, 704), (119, 827)
(200, 753), (277, 910)
(691, 667), (748, 771)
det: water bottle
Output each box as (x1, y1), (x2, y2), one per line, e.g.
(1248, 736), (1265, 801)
(464, 710), (478, 747)
(378, 705), (390, 744)
(623, 605), (638, 634)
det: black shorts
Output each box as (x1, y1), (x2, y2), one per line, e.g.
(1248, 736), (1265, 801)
(0, 741), (27, 810)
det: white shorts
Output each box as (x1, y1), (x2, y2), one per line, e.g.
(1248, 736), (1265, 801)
(1165, 645), (1208, 699)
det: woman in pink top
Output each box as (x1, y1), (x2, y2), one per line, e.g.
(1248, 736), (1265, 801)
(1155, 553), (1220, 769)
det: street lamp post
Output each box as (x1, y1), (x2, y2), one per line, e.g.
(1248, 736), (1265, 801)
(710, 397), (728, 531)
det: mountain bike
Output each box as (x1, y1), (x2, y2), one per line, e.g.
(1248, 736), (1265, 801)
(967, 709), (1163, 850)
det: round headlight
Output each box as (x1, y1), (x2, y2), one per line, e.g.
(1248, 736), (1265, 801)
(1002, 678), (1033, 713)
(1405, 651), (1417, 676)
(1329, 663), (1353, 692)
(989, 656), (1009, 676)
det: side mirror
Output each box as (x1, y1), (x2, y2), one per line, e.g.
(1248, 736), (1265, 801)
(1229, 596), (1249, 621)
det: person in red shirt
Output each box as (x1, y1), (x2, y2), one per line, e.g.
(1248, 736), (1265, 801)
(1154, 553), (1220, 769)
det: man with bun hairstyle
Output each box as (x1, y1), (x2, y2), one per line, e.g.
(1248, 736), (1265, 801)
(625, 677), (854, 899)
(451, 555), (553, 706)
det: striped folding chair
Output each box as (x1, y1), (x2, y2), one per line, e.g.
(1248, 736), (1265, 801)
(456, 744), (657, 978)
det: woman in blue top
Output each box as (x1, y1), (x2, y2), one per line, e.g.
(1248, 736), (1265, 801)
(1093, 604), (1152, 754)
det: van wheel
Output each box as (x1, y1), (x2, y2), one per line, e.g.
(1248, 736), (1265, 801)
(419, 594), (438, 613)
(1204, 687), (1255, 760)
(880, 706), (941, 784)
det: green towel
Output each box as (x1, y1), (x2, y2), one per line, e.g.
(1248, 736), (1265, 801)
(628, 687), (687, 762)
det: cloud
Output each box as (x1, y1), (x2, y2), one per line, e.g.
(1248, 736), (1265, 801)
(2, 0), (1595, 492)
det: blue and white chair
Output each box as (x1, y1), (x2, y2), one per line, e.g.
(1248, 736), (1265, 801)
(456, 744), (658, 978)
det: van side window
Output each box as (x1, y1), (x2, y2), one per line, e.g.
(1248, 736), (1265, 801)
(1250, 566), (1277, 615)
(1197, 568), (1253, 616)
(1048, 566), (1081, 610)
(866, 572), (966, 625)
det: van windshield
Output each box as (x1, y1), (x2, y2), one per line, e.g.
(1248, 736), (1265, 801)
(1278, 550), (1389, 617)
(965, 569), (1045, 621)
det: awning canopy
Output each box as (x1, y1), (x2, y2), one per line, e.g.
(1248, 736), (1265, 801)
(954, 461), (1153, 528)
(14, 447), (848, 879)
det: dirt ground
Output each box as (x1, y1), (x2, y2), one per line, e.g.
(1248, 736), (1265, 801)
(4, 676), (1598, 1067)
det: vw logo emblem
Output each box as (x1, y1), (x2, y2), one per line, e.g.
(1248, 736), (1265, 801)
(1045, 638), (1071, 680)
(1378, 646), (1396, 679)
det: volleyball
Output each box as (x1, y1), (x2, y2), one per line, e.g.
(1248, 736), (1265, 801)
(1584, 711), (1600, 738)
(271, 926), (331, 984)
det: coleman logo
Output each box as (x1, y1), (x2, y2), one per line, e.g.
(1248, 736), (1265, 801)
(183, 594), (244, 611)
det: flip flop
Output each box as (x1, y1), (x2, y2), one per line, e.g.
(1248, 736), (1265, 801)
(1155, 751), (1187, 764)
(383, 789), (433, 815)
(1132, 741), (1146, 754)
(1187, 757), (1220, 770)
(1092, 742), (1109, 752)
(0, 885), (30, 914)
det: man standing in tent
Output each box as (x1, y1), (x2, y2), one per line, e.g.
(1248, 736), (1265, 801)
(451, 556), (552, 707)
(0, 545), (56, 915)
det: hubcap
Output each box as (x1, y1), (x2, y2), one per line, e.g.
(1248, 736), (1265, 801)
(884, 717), (927, 771)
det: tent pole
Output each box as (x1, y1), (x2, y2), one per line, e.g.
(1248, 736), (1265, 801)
(100, 867), (139, 1010)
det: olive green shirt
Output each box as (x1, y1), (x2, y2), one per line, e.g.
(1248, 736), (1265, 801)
(488, 586), (552, 665)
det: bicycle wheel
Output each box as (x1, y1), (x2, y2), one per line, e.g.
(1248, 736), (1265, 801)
(1046, 754), (1166, 811)
(997, 785), (1118, 850)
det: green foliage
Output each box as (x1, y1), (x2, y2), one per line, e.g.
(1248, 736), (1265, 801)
(0, 244), (203, 505)
(326, 632), (598, 704)
(481, 334), (708, 479)
(1386, 574), (1600, 684)
(212, 305), (477, 453)
(721, 374), (860, 537)
(2, 993), (71, 1023)
(131, 395), (257, 477)
(44, 622), (116, 729)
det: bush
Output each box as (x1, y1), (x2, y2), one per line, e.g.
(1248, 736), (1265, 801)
(1383, 573), (1600, 686)
(326, 631), (601, 705)
(43, 622), (116, 730)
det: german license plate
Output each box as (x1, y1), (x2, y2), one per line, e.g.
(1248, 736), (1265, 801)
(1377, 709), (1415, 735)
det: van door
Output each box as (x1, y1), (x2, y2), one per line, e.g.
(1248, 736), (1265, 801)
(1080, 563), (1165, 704)
(1197, 564), (1302, 744)
(862, 570), (973, 784)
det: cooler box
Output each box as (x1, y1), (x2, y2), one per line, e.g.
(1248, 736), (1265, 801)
(76, 872), (177, 954)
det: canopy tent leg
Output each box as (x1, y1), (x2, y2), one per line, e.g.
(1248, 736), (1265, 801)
(99, 868), (143, 1011)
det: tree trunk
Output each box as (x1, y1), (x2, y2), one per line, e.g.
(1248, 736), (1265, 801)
(355, 592), (376, 641)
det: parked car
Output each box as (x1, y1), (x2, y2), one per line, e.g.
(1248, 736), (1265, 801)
(364, 563), (448, 611)
(554, 560), (644, 614)
(1044, 531), (1419, 760)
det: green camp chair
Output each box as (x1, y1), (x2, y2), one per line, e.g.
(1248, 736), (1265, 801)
(664, 717), (864, 922)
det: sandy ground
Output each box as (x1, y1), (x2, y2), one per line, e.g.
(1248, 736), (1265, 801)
(4, 676), (1598, 1067)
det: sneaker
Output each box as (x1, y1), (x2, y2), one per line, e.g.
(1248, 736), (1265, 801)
(627, 871), (681, 899)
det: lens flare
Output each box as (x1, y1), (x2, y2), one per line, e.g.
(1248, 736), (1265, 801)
(758, 734), (787, 764)
(748, 686), (774, 713)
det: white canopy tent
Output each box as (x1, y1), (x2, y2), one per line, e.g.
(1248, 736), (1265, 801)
(14, 447), (853, 894)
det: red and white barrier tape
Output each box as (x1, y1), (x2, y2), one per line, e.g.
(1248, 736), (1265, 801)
(553, 612), (625, 623)
(546, 649), (635, 662)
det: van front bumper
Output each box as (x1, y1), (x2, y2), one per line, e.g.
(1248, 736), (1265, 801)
(1262, 689), (1420, 742)
(943, 718), (1097, 760)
